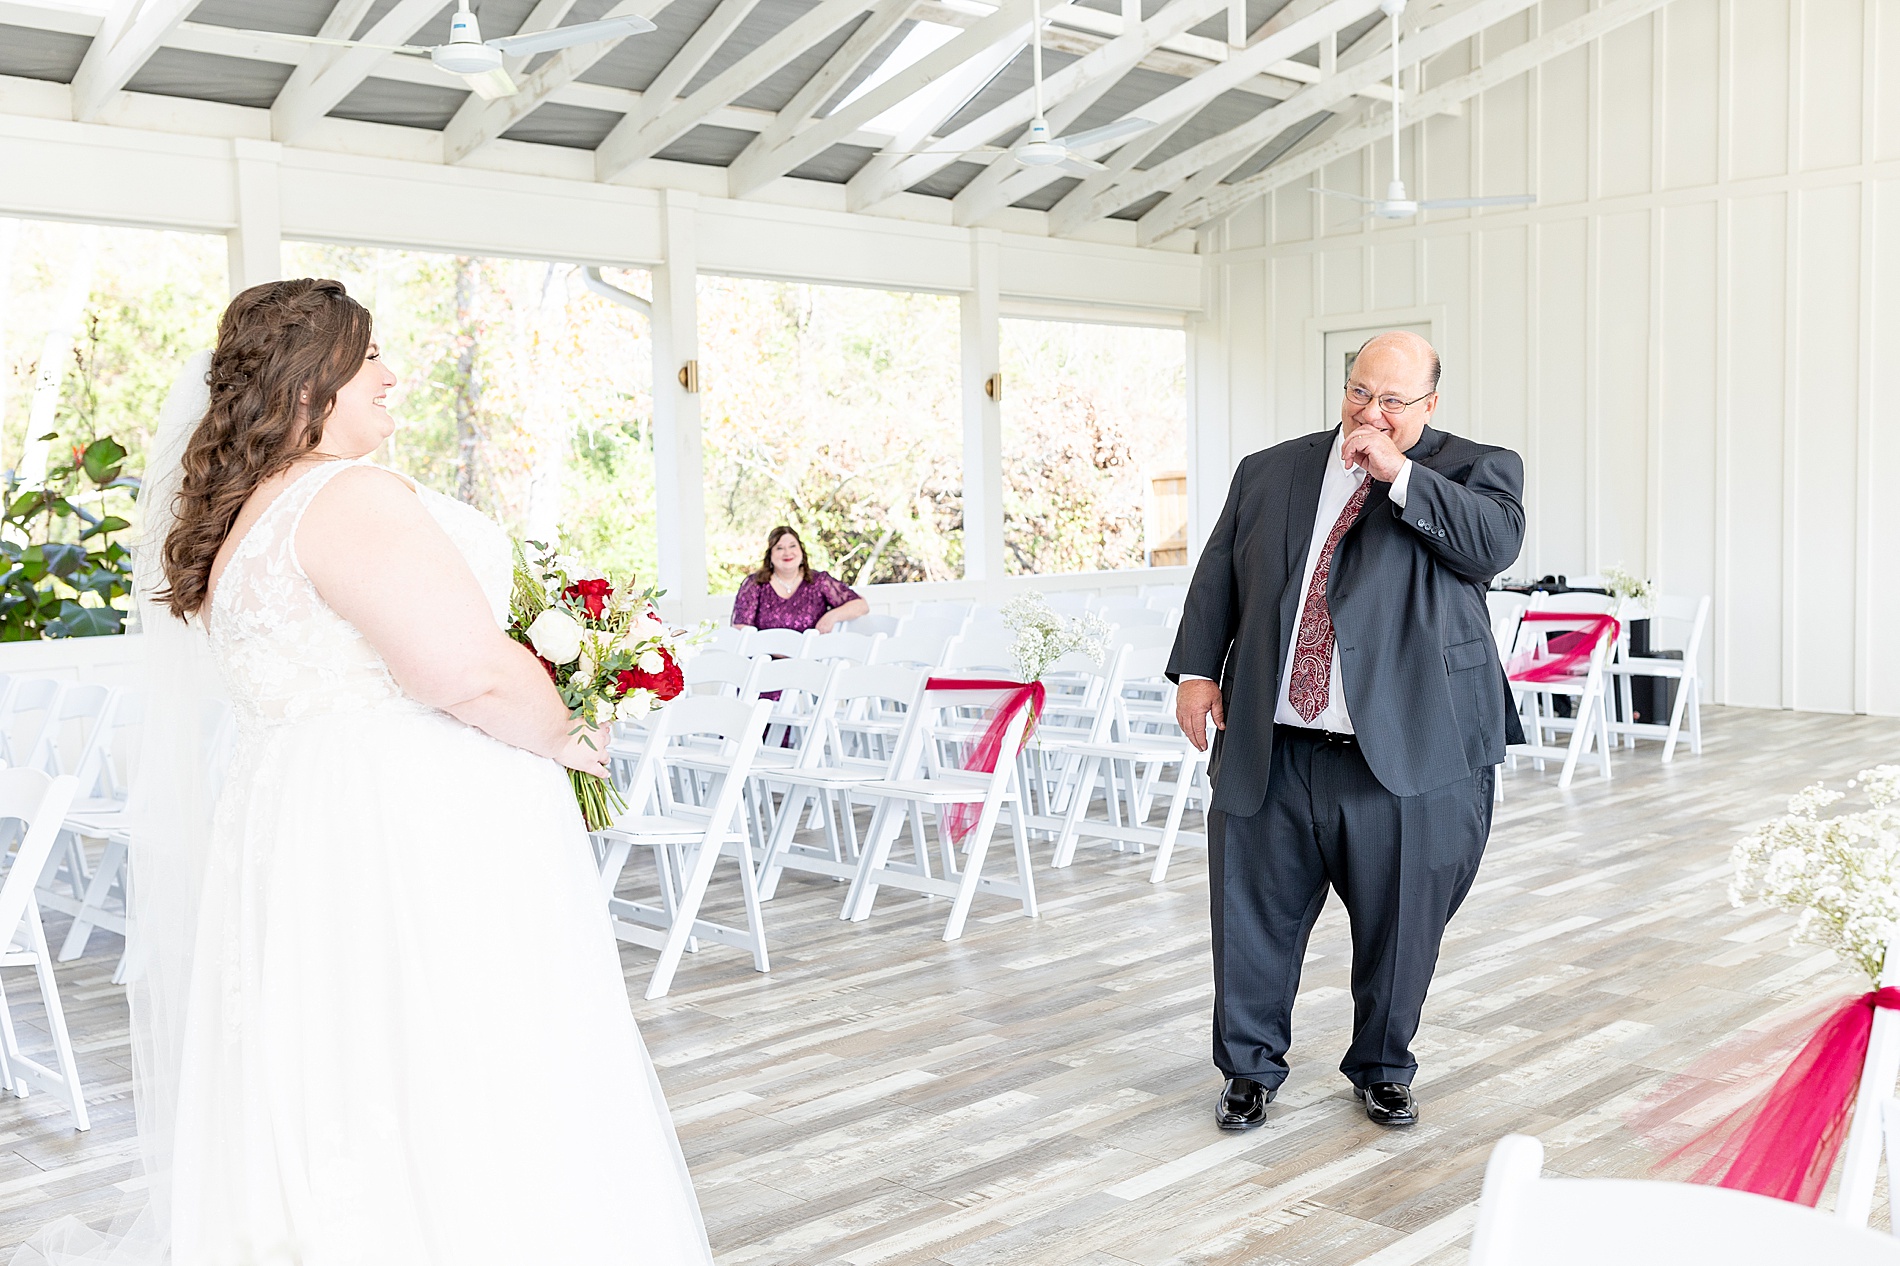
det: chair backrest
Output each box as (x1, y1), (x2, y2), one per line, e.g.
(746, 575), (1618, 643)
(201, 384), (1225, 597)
(746, 627), (811, 658)
(683, 649), (761, 697)
(1039, 645), (1130, 744)
(1113, 624), (1176, 653)
(746, 656), (841, 768)
(69, 688), (143, 801)
(0, 769), (79, 946)
(895, 681), (1036, 789)
(706, 625), (750, 654)
(868, 631), (954, 669)
(1100, 605), (1167, 628)
(942, 628), (1016, 674)
(805, 629), (883, 664)
(1534, 590), (1620, 616)
(1646, 594), (1712, 661)
(896, 616), (964, 644)
(1488, 596), (1528, 660)
(828, 664), (929, 770)
(0, 677), (62, 767)
(27, 683), (114, 778)
(841, 613), (899, 637)
(1509, 611), (1618, 686)
(1469, 1134), (1900, 1266)
(1139, 583), (1188, 608)
(617, 696), (774, 828)
(1042, 592), (1094, 616)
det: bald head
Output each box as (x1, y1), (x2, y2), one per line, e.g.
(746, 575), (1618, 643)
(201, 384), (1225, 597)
(1341, 330), (1442, 451)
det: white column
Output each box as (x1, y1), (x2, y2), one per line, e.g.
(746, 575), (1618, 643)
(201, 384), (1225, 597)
(960, 229), (1004, 586)
(650, 188), (709, 621)
(226, 137), (282, 294)
(1186, 221), (1232, 563)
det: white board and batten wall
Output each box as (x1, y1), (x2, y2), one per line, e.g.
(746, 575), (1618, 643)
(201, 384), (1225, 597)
(1196, 0), (1900, 717)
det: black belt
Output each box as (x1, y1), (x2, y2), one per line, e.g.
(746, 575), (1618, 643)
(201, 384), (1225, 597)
(1274, 723), (1356, 747)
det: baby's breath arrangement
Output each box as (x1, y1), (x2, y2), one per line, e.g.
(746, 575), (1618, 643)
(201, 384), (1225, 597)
(1729, 766), (1900, 981)
(1601, 564), (1655, 608)
(1001, 593), (1113, 682)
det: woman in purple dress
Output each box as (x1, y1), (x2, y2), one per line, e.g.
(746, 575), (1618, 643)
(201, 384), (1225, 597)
(732, 525), (870, 633)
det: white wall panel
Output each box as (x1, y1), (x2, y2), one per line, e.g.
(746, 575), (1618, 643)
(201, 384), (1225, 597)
(1203, 0), (1898, 715)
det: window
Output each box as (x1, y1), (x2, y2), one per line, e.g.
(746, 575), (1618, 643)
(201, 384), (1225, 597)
(1000, 318), (1188, 574)
(282, 244), (657, 584)
(698, 277), (962, 591)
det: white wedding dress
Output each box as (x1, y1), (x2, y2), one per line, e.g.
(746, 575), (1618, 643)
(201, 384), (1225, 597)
(166, 457), (712, 1265)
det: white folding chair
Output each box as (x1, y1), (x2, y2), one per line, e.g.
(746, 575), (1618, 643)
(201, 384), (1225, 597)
(42, 690), (143, 963)
(804, 629), (884, 664)
(0, 678), (62, 773)
(1096, 600), (1167, 629)
(755, 666), (929, 901)
(1469, 1134), (1900, 1265)
(683, 649), (763, 698)
(1041, 592), (1095, 616)
(1507, 596), (1618, 789)
(594, 696), (775, 999)
(841, 681), (1039, 941)
(27, 685), (115, 917)
(1605, 594), (1710, 761)
(894, 616), (965, 645)
(0, 769), (86, 1130)
(841, 613), (899, 637)
(868, 631), (955, 669)
(910, 601), (972, 626)
(1048, 646), (1210, 881)
(1112, 624), (1176, 654)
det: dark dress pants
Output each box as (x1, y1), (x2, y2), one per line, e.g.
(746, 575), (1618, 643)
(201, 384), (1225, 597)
(1208, 725), (1493, 1089)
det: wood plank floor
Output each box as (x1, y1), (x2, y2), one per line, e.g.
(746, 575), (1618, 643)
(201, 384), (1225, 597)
(3, 706), (1899, 1263)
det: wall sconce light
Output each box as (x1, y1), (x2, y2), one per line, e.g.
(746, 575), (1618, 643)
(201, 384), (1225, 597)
(983, 372), (1002, 402)
(678, 360), (700, 393)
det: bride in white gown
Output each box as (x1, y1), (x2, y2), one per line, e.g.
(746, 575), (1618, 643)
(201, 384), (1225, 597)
(16, 279), (714, 1266)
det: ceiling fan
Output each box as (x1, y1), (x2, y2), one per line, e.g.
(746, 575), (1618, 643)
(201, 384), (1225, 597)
(886, 0), (1155, 176)
(1312, 0), (1535, 218)
(230, 1), (657, 100)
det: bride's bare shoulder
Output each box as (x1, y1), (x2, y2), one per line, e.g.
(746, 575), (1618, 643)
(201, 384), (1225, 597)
(298, 463), (428, 542)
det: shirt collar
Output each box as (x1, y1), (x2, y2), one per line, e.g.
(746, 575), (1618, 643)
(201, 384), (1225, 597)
(1330, 427), (1368, 481)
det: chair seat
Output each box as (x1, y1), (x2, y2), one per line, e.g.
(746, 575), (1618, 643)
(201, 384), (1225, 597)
(1064, 738), (1201, 762)
(770, 765), (888, 789)
(600, 817), (748, 844)
(857, 777), (1017, 806)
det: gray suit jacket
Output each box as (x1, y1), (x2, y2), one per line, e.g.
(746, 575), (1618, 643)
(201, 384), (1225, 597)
(1168, 424), (1526, 815)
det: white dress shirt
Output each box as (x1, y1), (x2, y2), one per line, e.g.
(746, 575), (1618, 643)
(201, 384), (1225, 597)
(1183, 431), (1412, 734)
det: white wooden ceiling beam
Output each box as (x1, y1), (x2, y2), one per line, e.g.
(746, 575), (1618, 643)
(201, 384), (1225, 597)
(616, 0), (766, 136)
(441, 0), (678, 164)
(1150, 0), (1678, 242)
(846, 0), (1224, 212)
(1049, 0), (1520, 237)
(724, 0), (1036, 198)
(594, 0), (883, 181)
(954, 0), (1380, 226)
(270, 0), (445, 145)
(762, 0), (921, 146)
(68, 0), (197, 121)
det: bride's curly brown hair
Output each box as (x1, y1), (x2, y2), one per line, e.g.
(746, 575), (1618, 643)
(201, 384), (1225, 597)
(160, 278), (372, 618)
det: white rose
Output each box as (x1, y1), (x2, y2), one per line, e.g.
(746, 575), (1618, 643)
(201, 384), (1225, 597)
(637, 649), (665, 674)
(527, 609), (584, 665)
(555, 553), (605, 582)
(617, 690), (655, 720)
(636, 610), (668, 637)
(576, 650), (596, 681)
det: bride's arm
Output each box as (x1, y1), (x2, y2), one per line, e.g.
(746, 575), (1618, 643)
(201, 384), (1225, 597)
(295, 466), (607, 774)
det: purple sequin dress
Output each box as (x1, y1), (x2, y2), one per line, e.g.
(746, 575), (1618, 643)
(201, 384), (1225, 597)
(731, 570), (862, 632)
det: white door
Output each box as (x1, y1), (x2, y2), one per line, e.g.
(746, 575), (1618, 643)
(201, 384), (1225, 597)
(1322, 322), (1434, 394)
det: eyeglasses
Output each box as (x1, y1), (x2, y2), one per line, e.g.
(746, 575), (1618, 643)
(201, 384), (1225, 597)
(1345, 383), (1436, 415)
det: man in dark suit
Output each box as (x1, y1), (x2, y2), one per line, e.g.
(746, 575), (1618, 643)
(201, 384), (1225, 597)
(1169, 331), (1524, 1131)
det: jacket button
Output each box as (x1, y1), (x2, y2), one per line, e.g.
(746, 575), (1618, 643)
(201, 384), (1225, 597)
(1437, 528), (1447, 538)
(1416, 519), (1429, 529)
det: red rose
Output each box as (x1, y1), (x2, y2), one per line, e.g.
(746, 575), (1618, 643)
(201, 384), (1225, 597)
(564, 578), (613, 620)
(616, 649), (684, 702)
(538, 655), (558, 681)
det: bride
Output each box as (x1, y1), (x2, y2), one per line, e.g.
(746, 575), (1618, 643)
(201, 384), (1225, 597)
(17, 278), (713, 1265)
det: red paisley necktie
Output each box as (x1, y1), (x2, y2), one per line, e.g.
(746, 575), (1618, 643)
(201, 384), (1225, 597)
(1288, 476), (1371, 723)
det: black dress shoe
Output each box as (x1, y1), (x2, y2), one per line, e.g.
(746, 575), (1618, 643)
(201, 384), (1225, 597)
(1216, 1077), (1273, 1130)
(1352, 1081), (1418, 1127)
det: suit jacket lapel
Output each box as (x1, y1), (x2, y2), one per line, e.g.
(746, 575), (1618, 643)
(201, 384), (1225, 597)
(1278, 428), (1335, 660)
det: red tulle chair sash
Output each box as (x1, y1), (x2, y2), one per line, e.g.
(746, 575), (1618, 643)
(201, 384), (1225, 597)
(1507, 611), (1621, 683)
(921, 677), (1044, 844)
(1683, 986), (1900, 1205)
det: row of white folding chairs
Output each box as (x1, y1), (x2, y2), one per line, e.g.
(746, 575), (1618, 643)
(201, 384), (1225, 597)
(0, 766), (90, 1131)
(1486, 590), (1710, 789)
(701, 617), (1180, 683)
(596, 648), (1210, 995)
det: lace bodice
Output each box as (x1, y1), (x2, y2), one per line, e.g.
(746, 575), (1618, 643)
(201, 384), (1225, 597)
(205, 459), (514, 733)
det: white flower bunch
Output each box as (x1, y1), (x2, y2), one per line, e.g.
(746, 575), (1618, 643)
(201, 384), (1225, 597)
(1729, 764), (1900, 982)
(1001, 593), (1114, 682)
(1601, 564), (1655, 608)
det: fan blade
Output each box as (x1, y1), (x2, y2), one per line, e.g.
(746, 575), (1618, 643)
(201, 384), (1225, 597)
(460, 66), (519, 98)
(1057, 156), (1108, 176)
(488, 14), (658, 56)
(1415, 194), (1537, 209)
(1058, 116), (1155, 153)
(1312, 186), (1375, 204)
(222, 29), (427, 54)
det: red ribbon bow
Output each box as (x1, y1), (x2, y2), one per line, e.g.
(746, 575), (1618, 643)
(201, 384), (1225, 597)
(1683, 987), (1900, 1205)
(1507, 611), (1621, 683)
(922, 678), (1044, 844)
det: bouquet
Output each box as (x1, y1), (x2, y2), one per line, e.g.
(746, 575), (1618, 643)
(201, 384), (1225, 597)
(507, 541), (694, 831)
(1601, 564), (1655, 608)
(1000, 592), (1113, 684)
(1729, 765), (1900, 981)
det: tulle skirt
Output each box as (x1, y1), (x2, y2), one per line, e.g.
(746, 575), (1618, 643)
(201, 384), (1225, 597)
(169, 706), (711, 1266)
